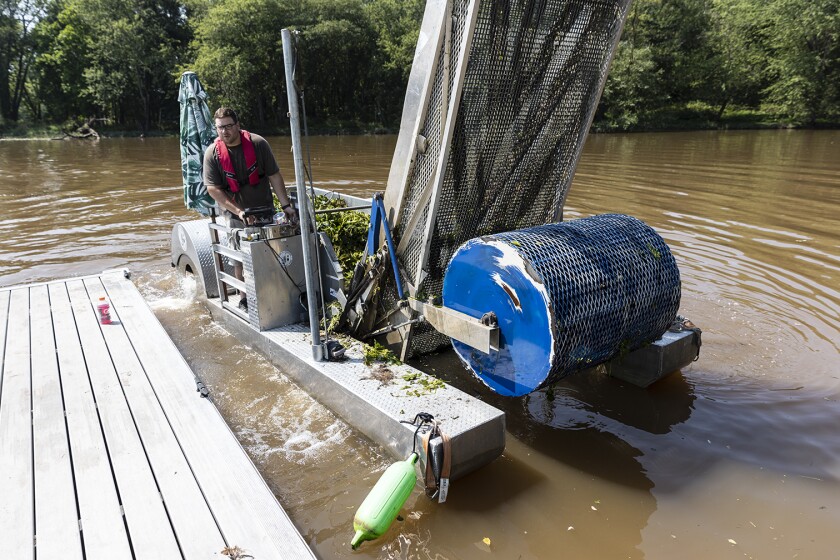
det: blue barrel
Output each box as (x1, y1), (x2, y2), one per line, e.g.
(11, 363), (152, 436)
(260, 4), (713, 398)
(442, 214), (681, 396)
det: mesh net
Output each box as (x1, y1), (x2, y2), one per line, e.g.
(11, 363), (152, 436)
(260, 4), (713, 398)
(487, 214), (681, 384)
(384, 0), (631, 356)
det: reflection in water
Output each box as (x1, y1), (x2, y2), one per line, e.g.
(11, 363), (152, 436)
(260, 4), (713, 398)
(1, 131), (839, 559)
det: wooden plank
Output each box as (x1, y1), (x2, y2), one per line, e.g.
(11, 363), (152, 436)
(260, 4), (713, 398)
(0, 290), (8, 404)
(65, 280), (184, 560)
(81, 277), (226, 560)
(48, 282), (133, 560)
(100, 274), (314, 559)
(29, 284), (84, 559)
(0, 288), (34, 559)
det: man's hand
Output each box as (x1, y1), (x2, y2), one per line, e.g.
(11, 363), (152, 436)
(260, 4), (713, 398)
(282, 205), (299, 225)
(237, 208), (256, 225)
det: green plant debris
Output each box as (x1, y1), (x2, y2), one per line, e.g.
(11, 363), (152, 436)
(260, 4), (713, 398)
(647, 243), (662, 259)
(363, 341), (401, 366)
(325, 300), (343, 333)
(279, 194), (369, 285)
(401, 372), (446, 397)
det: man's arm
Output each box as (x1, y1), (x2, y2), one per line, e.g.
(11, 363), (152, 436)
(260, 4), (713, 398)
(207, 182), (247, 222)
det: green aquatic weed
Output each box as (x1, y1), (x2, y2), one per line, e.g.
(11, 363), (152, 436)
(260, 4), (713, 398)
(400, 371), (446, 396)
(363, 341), (401, 366)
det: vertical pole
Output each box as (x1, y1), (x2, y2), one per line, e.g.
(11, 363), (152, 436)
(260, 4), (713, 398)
(209, 207), (227, 304)
(282, 28), (324, 360)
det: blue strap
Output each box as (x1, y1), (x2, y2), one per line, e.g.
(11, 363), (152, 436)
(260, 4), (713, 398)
(366, 194), (405, 300)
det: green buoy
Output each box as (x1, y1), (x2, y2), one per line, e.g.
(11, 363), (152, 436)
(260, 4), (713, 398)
(351, 453), (419, 549)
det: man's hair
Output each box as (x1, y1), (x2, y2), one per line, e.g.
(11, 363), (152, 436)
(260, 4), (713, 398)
(213, 107), (239, 123)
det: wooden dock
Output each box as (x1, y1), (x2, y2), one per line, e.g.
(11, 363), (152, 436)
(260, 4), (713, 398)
(0, 270), (315, 560)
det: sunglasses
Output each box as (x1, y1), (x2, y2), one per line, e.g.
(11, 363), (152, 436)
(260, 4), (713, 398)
(215, 123), (237, 131)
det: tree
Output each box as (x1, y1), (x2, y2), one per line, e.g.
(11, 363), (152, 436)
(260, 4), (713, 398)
(365, 0), (424, 84)
(364, 0), (424, 124)
(297, 0), (378, 124)
(191, 0), (306, 128)
(74, 0), (190, 131)
(1, 0), (45, 122)
(31, 0), (93, 122)
(705, 0), (771, 119)
(764, 0), (840, 124)
(598, 42), (662, 129)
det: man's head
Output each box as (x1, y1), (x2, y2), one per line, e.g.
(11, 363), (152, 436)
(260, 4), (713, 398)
(214, 107), (241, 147)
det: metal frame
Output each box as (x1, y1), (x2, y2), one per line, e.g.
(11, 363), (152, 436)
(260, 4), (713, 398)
(383, 0), (451, 225)
(412, 0), (481, 290)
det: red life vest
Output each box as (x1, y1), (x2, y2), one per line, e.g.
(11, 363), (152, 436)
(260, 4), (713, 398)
(214, 130), (260, 193)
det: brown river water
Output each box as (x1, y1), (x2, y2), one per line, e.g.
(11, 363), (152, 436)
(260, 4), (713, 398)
(1, 130), (838, 559)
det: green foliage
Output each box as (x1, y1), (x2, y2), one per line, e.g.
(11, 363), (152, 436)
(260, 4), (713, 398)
(6, 0), (840, 132)
(191, 0), (303, 128)
(363, 340), (400, 366)
(312, 194), (368, 285)
(297, 1), (377, 123)
(24, 0), (191, 131)
(0, 0), (45, 122)
(705, 0), (771, 116)
(365, 0), (424, 82)
(598, 43), (661, 130)
(763, 0), (840, 124)
(31, 1), (93, 122)
(599, 0), (839, 130)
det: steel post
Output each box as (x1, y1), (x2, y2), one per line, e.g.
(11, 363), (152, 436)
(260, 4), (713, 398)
(282, 28), (324, 360)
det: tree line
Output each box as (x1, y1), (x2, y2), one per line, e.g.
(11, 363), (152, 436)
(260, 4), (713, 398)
(1, 0), (837, 136)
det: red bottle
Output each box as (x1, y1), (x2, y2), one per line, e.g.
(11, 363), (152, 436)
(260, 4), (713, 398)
(97, 297), (111, 325)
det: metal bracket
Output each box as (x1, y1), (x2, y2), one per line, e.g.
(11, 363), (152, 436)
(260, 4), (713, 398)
(408, 300), (499, 354)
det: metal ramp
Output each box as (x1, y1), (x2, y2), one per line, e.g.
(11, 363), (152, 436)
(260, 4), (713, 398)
(0, 271), (314, 560)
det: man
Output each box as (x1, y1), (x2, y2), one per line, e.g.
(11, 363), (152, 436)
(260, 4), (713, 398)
(203, 107), (297, 311)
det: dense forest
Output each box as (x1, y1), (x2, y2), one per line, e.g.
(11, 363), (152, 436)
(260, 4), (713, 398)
(1, 0), (838, 136)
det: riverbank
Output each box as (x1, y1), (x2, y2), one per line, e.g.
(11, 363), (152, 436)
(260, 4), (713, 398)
(3, 108), (837, 140)
(592, 105), (840, 133)
(0, 117), (397, 140)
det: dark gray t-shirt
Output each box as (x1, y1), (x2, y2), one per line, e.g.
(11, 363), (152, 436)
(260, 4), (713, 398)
(203, 132), (281, 218)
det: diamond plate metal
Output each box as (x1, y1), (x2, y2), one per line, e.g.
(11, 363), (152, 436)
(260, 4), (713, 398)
(171, 219), (222, 298)
(206, 300), (506, 480)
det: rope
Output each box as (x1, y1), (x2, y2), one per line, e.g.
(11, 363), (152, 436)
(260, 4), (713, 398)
(671, 315), (703, 361)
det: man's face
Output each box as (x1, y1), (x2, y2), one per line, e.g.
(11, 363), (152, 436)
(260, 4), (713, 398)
(215, 117), (241, 147)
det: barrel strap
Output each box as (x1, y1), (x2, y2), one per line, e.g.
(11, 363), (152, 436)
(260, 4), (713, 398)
(438, 432), (451, 503)
(420, 423), (452, 503)
(421, 426), (438, 497)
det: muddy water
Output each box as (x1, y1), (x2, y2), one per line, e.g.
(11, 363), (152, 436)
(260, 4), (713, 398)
(1, 130), (838, 559)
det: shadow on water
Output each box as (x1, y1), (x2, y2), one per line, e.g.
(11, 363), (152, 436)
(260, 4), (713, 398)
(411, 351), (693, 492)
(443, 450), (548, 513)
